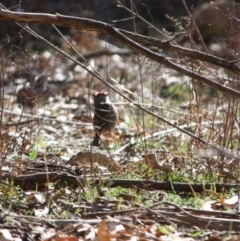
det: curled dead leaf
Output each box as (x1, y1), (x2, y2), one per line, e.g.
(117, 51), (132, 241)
(143, 153), (173, 172)
(97, 220), (116, 241)
(68, 151), (121, 172)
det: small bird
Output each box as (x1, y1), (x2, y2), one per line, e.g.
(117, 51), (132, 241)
(91, 92), (118, 146)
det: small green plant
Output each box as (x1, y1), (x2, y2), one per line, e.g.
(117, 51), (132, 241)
(29, 149), (37, 159)
(160, 83), (191, 102)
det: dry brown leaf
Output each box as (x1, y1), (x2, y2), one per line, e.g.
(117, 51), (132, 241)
(201, 200), (217, 211)
(117, 192), (137, 201)
(222, 195), (238, 209)
(68, 151), (121, 172)
(143, 153), (173, 172)
(41, 233), (80, 241)
(0, 229), (12, 241)
(97, 220), (115, 241)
